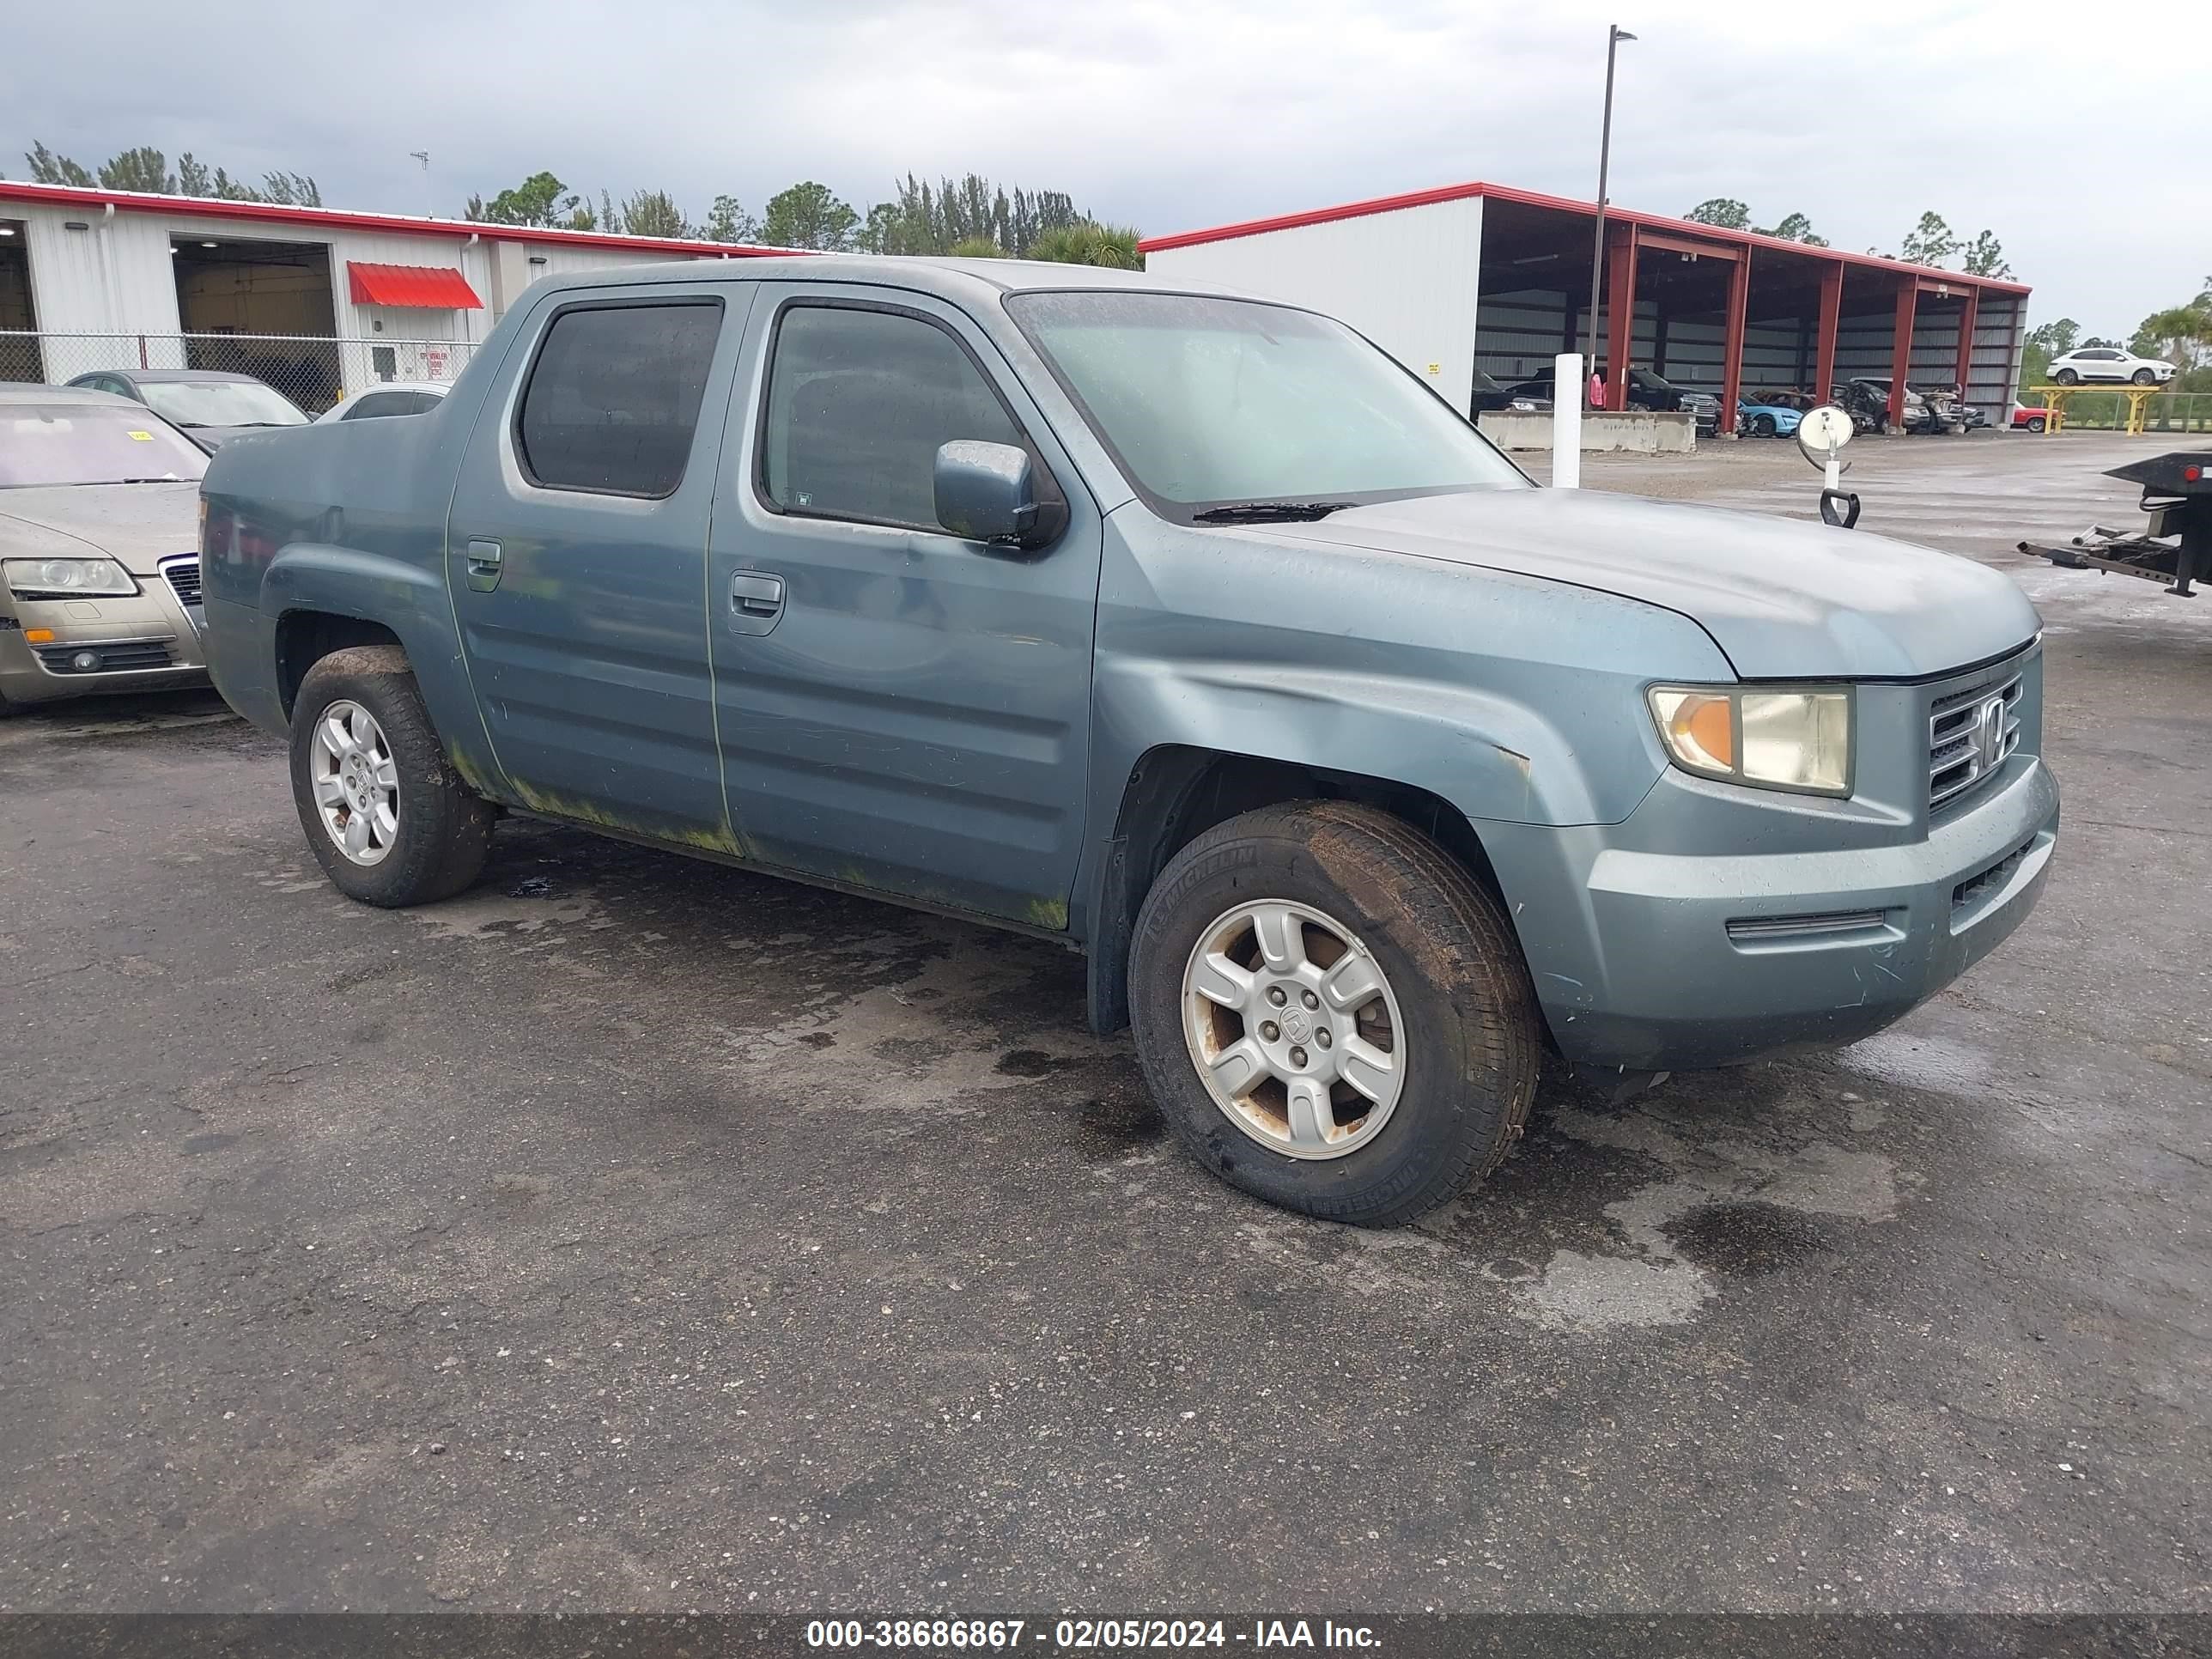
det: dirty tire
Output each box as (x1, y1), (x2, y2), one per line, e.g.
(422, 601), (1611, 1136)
(1129, 800), (1540, 1226)
(289, 646), (493, 907)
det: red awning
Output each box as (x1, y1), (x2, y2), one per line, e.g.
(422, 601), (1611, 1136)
(347, 261), (483, 309)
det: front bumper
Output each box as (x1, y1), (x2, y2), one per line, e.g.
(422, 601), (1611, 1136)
(0, 573), (209, 707)
(1483, 751), (2060, 1072)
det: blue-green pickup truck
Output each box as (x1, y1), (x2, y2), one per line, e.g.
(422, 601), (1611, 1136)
(198, 258), (2057, 1224)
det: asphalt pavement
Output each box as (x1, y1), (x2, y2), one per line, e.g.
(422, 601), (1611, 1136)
(2, 433), (2206, 1615)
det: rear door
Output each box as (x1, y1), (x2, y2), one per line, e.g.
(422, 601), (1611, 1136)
(446, 282), (752, 847)
(702, 283), (1103, 927)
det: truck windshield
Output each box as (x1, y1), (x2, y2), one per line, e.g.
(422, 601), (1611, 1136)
(1, 404), (210, 487)
(1007, 291), (1528, 520)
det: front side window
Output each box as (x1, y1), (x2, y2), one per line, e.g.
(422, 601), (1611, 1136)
(759, 303), (1024, 531)
(1007, 291), (1527, 519)
(0, 403), (209, 488)
(517, 301), (723, 497)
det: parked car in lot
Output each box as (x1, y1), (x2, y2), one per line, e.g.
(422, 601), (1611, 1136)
(1469, 368), (1543, 416)
(314, 382), (454, 424)
(198, 259), (2058, 1226)
(65, 368), (311, 453)
(2046, 347), (2175, 386)
(1736, 398), (1803, 438)
(1850, 377), (1938, 433)
(0, 386), (209, 714)
(1498, 366), (1722, 436)
(2012, 403), (2051, 433)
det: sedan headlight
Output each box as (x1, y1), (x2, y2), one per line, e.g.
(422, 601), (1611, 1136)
(5, 556), (138, 599)
(1648, 684), (1852, 796)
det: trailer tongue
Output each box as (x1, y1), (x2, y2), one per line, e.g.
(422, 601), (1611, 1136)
(2021, 451), (2212, 598)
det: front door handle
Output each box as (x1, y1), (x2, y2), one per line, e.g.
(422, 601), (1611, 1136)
(729, 570), (786, 635)
(465, 538), (503, 592)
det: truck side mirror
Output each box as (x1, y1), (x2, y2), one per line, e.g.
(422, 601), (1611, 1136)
(934, 441), (1061, 550)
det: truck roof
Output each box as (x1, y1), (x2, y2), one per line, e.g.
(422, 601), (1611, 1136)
(529, 254), (1212, 303)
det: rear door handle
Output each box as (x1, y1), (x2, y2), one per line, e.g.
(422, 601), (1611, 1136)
(729, 570), (785, 635)
(465, 538), (503, 592)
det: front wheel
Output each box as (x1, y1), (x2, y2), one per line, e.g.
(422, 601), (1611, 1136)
(2027, 416), (2047, 433)
(1751, 414), (1777, 438)
(1129, 801), (1540, 1226)
(289, 646), (494, 906)
(2131, 368), (2156, 386)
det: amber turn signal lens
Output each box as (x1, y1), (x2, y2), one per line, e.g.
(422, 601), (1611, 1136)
(1649, 688), (1735, 773)
(23, 628), (55, 644)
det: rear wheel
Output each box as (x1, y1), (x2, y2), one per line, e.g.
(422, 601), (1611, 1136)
(2053, 368), (2079, 386)
(1751, 413), (1777, 438)
(289, 646), (493, 906)
(1129, 801), (1540, 1226)
(2027, 416), (2047, 433)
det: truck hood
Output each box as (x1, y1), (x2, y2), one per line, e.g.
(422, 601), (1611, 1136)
(1267, 486), (2039, 678)
(0, 482), (202, 575)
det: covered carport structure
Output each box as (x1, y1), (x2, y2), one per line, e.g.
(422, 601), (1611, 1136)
(1139, 180), (2029, 430)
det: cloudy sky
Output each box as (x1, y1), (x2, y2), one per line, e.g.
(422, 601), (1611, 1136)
(8, 0), (2204, 334)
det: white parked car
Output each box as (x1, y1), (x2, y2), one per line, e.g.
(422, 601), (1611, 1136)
(2045, 347), (2175, 386)
(313, 382), (453, 424)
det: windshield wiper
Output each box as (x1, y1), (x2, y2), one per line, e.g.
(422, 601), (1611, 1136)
(1190, 500), (1360, 524)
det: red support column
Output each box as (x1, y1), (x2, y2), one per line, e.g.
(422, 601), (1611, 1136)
(1953, 287), (1980, 403)
(1603, 224), (1637, 411)
(1888, 281), (1918, 429)
(1812, 264), (1843, 403)
(1718, 252), (1751, 439)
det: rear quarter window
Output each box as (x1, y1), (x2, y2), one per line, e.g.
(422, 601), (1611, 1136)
(515, 301), (722, 498)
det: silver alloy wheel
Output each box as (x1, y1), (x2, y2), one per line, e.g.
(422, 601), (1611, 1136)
(309, 699), (401, 866)
(1180, 899), (1407, 1160)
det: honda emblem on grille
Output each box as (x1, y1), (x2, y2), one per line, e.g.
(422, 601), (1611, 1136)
(1976, 696), (2008, 770)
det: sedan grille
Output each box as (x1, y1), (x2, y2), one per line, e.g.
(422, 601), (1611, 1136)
(33, 638), (176, 675)
(161, 555), (204, 615)
(1928, 670), (2024, 811)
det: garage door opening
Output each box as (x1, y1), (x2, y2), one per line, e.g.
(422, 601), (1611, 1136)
(170, 234), (343, 411)
(0, 221), (37, 382)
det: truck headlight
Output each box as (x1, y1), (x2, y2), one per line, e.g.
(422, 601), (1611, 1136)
(1648, 685), (1851, 795)
(5, 556), (137, 599)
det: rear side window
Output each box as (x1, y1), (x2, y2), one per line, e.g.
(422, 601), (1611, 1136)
(759, 304), (1023, 531)
(517, 301), (722, 497)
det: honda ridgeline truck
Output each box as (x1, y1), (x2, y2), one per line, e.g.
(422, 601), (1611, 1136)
(197, 259), (2058, 1225)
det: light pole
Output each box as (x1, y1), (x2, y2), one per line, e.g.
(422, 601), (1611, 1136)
(1584, 24), (1637, 406)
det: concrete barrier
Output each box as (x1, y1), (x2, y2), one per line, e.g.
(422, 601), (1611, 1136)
(1479, 410), (1697, 454)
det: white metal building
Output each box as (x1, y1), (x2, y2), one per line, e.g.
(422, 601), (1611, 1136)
(0, 180), (787, 408)
(1140, 180), (2032, 429)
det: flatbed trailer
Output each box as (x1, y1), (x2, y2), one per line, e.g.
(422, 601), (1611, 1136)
(2020, 451), (2212, 598)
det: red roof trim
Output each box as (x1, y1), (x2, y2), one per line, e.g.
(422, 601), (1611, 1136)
(1139, 179), (2032, 295)
(348, 261), (484, 309)
(0, 179), (801, 261)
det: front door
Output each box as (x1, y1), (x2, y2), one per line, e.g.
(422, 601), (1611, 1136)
(447, 283), (752, 847)
(704, 283), (1103, 927)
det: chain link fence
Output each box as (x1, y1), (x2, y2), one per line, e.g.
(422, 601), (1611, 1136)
(0, 331), (483, 416)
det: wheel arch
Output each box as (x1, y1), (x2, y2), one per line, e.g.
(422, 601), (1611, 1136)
(1084, 744), (1510, 1035)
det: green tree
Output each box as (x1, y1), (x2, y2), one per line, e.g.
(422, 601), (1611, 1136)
(2129, 284), (2212, 374)
(24, 142), (94, 185)
(99, 146), (173, 192)
(175, 153), (211, 196)
(702, 193), (761, 244)
(947, 234), (1005, 258)
(2020, 318), (2080, 388)
(619, 190), (690, 239)
(1685, 198), (1750, 229)
(1899, 211), (1959, 267)
(1024, 220), (1143, 270)
(467, 171), (582, 228)
(1759, 210), (1827, 246)
(1960, 229), (2010, 278)
(762, 180), (860, 251)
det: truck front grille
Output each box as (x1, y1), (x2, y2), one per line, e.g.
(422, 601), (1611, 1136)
(1928, 669), (2024, 811)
